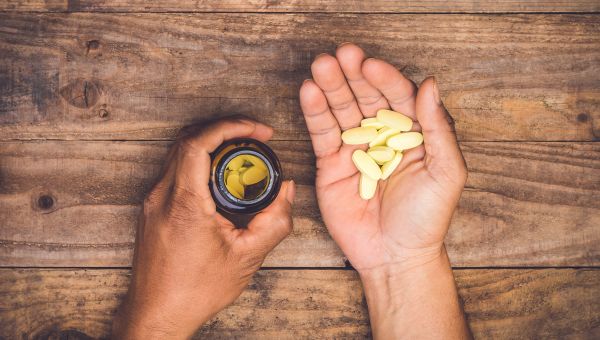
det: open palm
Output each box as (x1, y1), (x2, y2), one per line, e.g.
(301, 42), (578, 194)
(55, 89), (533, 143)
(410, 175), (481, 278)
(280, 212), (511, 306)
(299, 44), (467, 272)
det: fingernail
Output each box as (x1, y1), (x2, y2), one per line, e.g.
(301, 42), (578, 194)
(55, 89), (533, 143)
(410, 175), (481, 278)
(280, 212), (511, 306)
(432, 76), (442, 105)
(338, 42), (353, 48)
(286, 180), (296, 204)
(314, 53), (329, 60)
(302, 79), (312, 84)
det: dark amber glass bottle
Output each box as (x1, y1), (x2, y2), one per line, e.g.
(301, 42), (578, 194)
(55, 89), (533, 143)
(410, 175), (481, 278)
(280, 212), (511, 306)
(209, 138), (282, 215)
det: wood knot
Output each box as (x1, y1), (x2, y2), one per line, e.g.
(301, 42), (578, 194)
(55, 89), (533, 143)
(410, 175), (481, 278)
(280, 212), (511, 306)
(86, 39), (100, 50)
(37, 195), (54, 210)
(86, 39), (101, 57)
(59, 79), (100, 108)
(98, 108), (109, 118)
(577, 112), (589, 123)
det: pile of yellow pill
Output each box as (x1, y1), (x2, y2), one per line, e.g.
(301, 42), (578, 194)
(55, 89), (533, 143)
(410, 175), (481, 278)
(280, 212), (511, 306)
(224, 154), (269, 200)
(341, 109), (424, 200)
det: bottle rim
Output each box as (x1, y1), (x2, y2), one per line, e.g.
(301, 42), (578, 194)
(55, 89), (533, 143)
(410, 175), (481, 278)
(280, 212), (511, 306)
(210, 138), (282, 215)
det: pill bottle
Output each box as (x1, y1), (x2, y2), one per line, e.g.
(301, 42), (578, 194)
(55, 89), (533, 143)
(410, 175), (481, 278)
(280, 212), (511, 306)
(209, 138), (282, 218)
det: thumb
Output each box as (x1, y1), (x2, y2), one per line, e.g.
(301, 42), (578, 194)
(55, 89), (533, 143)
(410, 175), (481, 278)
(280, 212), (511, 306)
(242, 180), (295, 253)
(416, 77), (467, 182)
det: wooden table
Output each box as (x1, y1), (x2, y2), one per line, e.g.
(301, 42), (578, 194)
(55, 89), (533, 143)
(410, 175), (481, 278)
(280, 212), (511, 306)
(1, 1), (599, 338)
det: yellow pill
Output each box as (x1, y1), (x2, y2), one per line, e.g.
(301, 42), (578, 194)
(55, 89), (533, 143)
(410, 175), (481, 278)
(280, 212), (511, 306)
(387, 132), (424, 151)
(226, 171), (244, 199)
(359, 173), (378, 200)
(360, 117), (385, 129)
(241, 166), (268, 185)
(376, 109), (413, 131)
(341, 127), (378, 145)
(381, 152), (403, 180)
(227, 155), (245, 170)
(367, 146), (395, 164)
(369, 127), (401, 147)
(352, 150), (382, 180)
(243, 155), (267, 170)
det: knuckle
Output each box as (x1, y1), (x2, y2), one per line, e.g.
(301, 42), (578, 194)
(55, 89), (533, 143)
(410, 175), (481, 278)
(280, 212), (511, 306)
(177, 138), (195, 155)
(143, 190), (162, 213)
(275, 214), (293, 235)
(170, 184), (216, 217)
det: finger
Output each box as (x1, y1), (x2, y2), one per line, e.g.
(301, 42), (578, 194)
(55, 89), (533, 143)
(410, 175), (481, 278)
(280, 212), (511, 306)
(416, 77), (467, 181)
(176, 114), (273, 141)
(362, 58), (418, 119)
(315, 143), (362, 188)
(173, 118), (273, 214)
(299, 79), (342, 158)
(394, 145), (425, 175)
(335, 43), (388, 117)
(243, 180), (295, 252)
(311, 53), (364, 130)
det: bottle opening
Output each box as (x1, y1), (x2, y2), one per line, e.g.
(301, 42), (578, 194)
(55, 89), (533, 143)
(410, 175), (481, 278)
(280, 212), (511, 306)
(210, 138), (282, 216)
(224, 154), (270, 200)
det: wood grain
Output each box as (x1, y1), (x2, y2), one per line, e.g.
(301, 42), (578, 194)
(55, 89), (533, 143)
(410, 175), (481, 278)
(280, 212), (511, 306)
(1, 140), (598, 267)
(1, 268), (599, 339)
(0, 13), (598, 141)
(1, 0), (599, 13)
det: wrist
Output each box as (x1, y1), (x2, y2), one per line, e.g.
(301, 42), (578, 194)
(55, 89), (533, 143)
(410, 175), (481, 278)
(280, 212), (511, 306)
(112, 294), (201, 340)
(357, 244), (445, 283)
(358, 246), (449, 337)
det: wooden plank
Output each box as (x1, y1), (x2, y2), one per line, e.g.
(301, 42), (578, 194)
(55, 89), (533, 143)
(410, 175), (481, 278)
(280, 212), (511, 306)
(0, 268), (599, 339)
(0, 13), (598, 141)
(1, 0), (600, 13)
(0, 140), (598, 267)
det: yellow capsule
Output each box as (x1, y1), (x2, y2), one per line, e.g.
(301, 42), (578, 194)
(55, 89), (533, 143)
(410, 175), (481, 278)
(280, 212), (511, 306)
(376, 109), (413, 131)
(352, 150), (382, 180)
(226, 171), (244, 199)
(243, 154), (267, 170)
(369, 127), (401, 147)
(367, 146), (395, 164)
(359, 173), (378, 200)
(227, 155), (245, 171)
(381, 152), (403, 180)
(341, 126), (378, 145)
(386, 132), (424, 151)
(241, 166), (268, 185)
(360, 117), (385, 129)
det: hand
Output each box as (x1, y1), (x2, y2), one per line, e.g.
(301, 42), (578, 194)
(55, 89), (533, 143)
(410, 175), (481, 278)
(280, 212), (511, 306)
(299, 43), (467, 274)
(300, 43), (471, 339)
(112, 118), (295, 339)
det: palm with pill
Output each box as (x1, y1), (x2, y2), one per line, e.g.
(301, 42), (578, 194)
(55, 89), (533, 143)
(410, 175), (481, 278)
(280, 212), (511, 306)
(300, 44), (467, 272)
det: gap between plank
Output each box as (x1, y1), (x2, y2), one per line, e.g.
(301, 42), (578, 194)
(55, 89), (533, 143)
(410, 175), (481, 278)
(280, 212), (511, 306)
(1, 11), (600, 15)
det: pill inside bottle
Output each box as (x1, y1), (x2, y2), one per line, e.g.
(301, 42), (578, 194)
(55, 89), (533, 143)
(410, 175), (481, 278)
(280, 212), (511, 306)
(224, 155), (270, 200)
(210, 138), (282, 216)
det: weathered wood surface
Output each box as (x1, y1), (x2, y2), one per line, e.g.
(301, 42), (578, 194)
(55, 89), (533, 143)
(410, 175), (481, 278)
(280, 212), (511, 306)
(1, 140), (598, 267)
(1, 268), (599, 339)
(1, 13), (598, 141)
(2, 0), (600, 13)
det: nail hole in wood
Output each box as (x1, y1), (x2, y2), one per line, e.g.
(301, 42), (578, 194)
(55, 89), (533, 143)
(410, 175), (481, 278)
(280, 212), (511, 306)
(577, 113), (589, 123)
(37, 195), (54, 210)
(86, 40), (100, 50)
